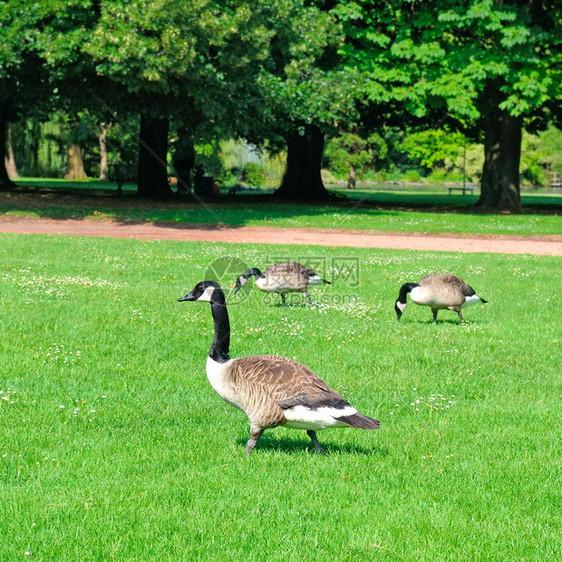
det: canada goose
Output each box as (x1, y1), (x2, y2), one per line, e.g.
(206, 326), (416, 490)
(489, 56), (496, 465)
(234, 262), (330, 306)
(179, 280), (379, 454)
(395, 273), (487, 324)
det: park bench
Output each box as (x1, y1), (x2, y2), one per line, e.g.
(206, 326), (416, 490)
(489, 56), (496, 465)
(547, 171), (562, 190)
(448, 185), (474, 195)
(108, 163), (137, 194)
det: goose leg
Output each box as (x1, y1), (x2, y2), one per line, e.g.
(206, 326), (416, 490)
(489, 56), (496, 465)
(305, 291), (312, 306)
(245, 425), (264, 455)
(432, 309), (438, 324)
(307, 430), (325, 454)
(281, 293), (287, 307)
(457, 310), (464, 323)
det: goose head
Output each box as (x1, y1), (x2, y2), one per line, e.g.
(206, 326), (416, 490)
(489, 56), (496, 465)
(395, 299), (407, 320)
(233, 274), (249, 294)
(179, 280), (224, 303)
(233, 268), (264, 294)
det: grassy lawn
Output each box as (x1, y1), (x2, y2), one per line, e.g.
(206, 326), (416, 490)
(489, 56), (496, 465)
(1, 234), (560, 559)
(1, 178), (561, 237)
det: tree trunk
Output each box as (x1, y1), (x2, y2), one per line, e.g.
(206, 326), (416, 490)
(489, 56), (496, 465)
(347, 166), (356, 189)
(0, 108), (17, 190)
(99, 122), (109, 181)
(29, 122), (39, 175)
(275, 123), (331, 201)
(65, 143), (88, 179)
(137, 114), (172, 198)
(5, 123), (19, 178)
(477, 109), (523, 213)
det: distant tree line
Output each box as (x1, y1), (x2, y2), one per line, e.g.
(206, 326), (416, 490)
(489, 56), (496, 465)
(1, 0), (560, 212)
(6, 113), (560, 194)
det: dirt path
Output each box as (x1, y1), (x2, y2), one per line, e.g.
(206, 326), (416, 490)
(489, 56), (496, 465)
(0, 216), (561, 256)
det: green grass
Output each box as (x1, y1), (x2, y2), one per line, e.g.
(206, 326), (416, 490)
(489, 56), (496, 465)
(2, 178), (562, 237)
(0, 234), (560, 559)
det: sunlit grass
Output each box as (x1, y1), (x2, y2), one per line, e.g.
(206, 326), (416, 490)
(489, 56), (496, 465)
(0, 234), (560, 559)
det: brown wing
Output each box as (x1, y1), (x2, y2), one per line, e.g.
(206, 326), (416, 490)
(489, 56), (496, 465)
(265, 261), (307, 273)
(420, 273), (476, 297)
(265, 262), (318, 279)
(292, 262), (317, 278)
(441, 274), (476, 297)
(228, 355), (350, 411)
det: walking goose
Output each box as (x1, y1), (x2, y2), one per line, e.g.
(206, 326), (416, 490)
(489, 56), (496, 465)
(234, 262), (330, 306)
(179, 280), (379, 454)
(395, 273), (487, 324)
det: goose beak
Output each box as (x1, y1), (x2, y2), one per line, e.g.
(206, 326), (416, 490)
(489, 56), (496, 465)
(178, 292), (195, 302)
(233, 275), (244, 294)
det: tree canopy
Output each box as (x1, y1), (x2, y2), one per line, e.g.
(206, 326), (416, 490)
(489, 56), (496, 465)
(334, 0), (562, 211)
(1, 0), (561, 209)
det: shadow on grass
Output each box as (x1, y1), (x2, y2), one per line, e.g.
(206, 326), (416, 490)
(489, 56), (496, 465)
(402, 317), (488, 326)
(0, 184), (407, 226)
(236, 432), (389, 456)
(1, 181), (560, 239)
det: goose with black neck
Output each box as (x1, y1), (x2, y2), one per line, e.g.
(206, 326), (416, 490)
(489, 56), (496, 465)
(178, 281), (379, 455)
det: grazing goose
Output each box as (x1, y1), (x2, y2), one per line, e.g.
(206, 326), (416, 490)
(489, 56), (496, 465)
(234, 262), (330, 306)
(395, 273), (487, 324)
(179, 280), (379, 454)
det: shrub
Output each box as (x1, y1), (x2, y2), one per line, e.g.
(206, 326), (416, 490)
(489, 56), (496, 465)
(403, 169), (422, 183)
(242, 162), (265, 187)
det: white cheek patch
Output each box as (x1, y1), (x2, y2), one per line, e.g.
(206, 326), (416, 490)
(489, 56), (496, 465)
(397, 301), (407, 313)
(198, 286), (215, 302)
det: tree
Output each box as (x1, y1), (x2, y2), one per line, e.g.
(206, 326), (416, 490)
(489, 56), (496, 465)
(85, 0), (278, 198)
(256, 2), (360, 201)
(334, 0), (562, 212)
(399, 129), (466, 172)
(64, 116), (92, 180)
(2, 1), (360, 201)
(0, 1), (123, 187)
(276, 123), (328, 199)
(4, 124), (18, 178)
(0, 1), (54, 189)
(98, 121), (111, 181)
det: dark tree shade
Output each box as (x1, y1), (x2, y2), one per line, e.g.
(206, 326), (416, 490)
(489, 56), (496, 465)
(137, 115), (172, 199)
(276, 124), (331, 201)
(479, 109), (523, 212)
